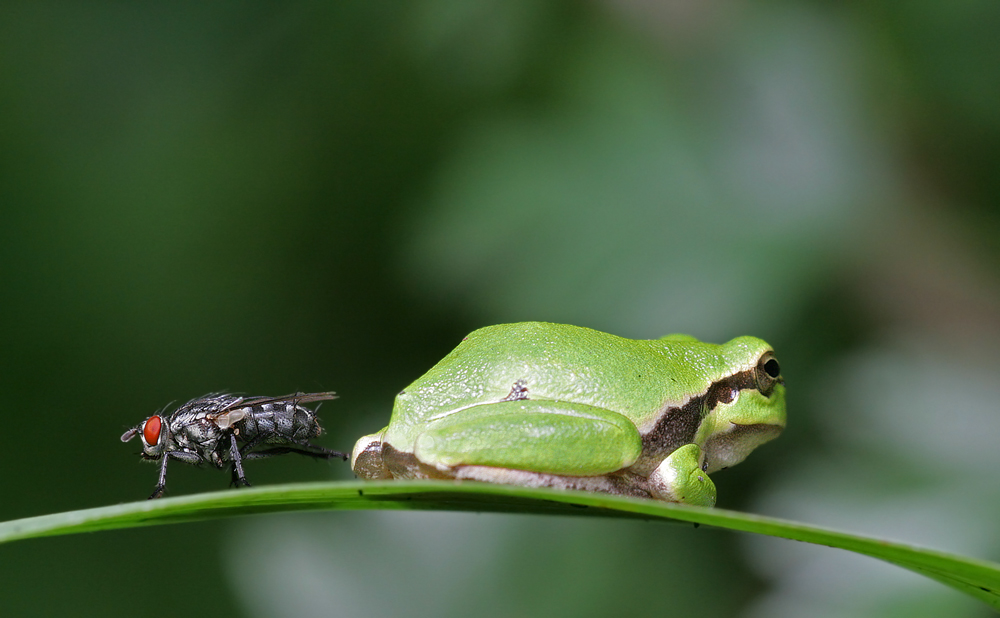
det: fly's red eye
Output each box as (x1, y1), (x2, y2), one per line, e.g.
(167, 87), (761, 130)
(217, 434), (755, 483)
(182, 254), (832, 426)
(143, 415), (162, 446)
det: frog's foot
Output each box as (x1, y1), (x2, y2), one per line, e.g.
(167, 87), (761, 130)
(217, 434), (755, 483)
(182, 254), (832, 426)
(648, 444), (716, 506)
(452, 465), (637, 496)
(351, 431), (392, 479)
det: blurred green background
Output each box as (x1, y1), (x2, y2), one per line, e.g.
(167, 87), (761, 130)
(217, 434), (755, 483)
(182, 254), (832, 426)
(2, 1), (1000, 616)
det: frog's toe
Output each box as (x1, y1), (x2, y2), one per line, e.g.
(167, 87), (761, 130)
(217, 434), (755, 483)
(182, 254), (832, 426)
(351, 431), (392, 479)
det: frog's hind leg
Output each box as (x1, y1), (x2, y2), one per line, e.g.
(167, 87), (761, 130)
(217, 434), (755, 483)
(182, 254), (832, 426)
(411, 400), (643, 478)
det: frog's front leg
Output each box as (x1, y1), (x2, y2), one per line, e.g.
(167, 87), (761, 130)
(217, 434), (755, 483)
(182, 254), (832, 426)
(647, 443), (716, 506)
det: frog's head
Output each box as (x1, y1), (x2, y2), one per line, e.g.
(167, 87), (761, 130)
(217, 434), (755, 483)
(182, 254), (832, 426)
(695, 336), (786, 474)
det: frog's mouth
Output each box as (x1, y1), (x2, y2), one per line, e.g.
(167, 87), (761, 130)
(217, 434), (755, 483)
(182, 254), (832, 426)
(703, 422), (783, 473)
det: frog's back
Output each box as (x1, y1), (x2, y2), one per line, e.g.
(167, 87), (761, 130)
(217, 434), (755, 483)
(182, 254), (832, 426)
(389, 322), (733, 431)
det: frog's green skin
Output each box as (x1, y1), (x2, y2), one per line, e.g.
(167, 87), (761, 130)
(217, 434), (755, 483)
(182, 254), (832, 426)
(352, 322), (785, 505)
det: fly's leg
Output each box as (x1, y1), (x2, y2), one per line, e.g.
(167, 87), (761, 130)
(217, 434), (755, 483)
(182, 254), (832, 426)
(149, 455), (170, 499)
(239, 432), (348, 461)
(150, 451), (203, 499)
(243, 443), (348, 461)
(229, 433), (252, 488)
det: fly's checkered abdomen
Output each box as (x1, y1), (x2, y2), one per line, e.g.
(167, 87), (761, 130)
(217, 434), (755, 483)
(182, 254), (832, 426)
(239, 401), (322, 444)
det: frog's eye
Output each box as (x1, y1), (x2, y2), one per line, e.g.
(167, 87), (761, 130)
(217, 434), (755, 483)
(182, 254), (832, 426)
(763, 357), (780, 379)
(143, 415), (163, 446)
(755, 352), (782, 394)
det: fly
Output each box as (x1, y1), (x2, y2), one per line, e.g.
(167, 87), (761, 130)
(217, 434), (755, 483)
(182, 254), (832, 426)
(121, 391), (347, 499)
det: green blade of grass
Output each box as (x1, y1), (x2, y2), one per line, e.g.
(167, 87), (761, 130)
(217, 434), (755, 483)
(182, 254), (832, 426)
(1, 480), (998, 609)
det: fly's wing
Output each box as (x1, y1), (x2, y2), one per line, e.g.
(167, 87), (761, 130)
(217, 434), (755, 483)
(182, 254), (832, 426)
(177, 392), (338, 415)
(168, 394), (248, 430)
(231, 391), (338, 408)
(174, 393), (243, 414)
(207, 392), (338, 434)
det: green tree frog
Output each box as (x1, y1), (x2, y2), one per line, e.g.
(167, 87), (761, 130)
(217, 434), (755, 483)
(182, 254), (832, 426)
(352, 322), (785, 505)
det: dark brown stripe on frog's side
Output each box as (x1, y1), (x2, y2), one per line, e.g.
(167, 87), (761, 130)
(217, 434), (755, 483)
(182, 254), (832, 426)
(636, 368), (761, 473)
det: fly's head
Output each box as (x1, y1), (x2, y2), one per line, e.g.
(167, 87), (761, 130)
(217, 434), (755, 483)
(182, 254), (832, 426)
(121, 414), (169, 459)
